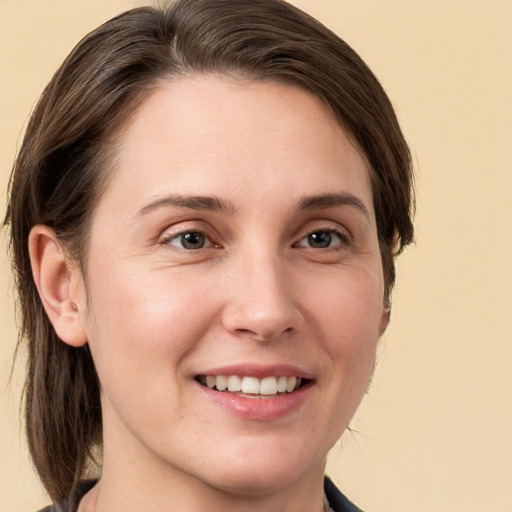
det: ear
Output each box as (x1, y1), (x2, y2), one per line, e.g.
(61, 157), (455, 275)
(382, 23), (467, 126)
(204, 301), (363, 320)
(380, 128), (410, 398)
(378, 305), (391, 337)
(28, 225), (88, 347)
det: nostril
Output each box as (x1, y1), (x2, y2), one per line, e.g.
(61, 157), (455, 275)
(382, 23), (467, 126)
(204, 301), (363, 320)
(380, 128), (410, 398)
(236, 325), (294, 342)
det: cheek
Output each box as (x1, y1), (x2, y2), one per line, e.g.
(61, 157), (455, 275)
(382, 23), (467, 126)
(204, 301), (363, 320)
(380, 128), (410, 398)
(307, 263), (385, 337)
(83, 259), (216, 396)
(306, 265), (384, 386)
(295, 266), (384, 449)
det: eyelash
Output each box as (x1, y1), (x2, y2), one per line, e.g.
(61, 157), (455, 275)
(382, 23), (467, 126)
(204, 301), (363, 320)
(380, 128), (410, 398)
(160, 230), (217, 251)
(295, 228), (349, 250)
(160, 227), (349, 251)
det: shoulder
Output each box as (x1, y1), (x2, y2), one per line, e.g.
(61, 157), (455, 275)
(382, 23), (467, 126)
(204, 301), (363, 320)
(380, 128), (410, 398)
(324, 476), (364, 512)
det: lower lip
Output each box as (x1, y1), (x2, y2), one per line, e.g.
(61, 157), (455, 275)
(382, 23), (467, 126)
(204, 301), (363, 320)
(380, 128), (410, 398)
(197, 382), (312, 421)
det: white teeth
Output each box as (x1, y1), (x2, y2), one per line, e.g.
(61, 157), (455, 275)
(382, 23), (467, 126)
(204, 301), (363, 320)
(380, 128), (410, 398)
(286, 376), (297, 393)
(202, 375), (304, 395)
(260, 377), (278, 395)
(216, 375), (228, 391)
(241, 376), (260, 394)
(227, 375), (242, 392)
(277, 376), (288, 393)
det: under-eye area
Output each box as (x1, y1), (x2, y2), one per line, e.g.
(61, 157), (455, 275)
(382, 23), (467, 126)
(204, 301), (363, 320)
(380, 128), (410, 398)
(195, 375), (312, 398)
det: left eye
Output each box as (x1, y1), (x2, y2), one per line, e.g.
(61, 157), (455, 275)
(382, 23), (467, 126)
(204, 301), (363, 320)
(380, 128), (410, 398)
(166, 231), (211, 250)
(297, 230), (345, 249)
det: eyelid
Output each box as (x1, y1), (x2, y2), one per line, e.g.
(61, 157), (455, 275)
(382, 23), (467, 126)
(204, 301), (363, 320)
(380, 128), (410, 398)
(300, 228), (340, 242)
(295, 228), (349, 249)
(158, 222), (221, 249)
(165, 231), (213, 249)
(294, 219), (351, 243)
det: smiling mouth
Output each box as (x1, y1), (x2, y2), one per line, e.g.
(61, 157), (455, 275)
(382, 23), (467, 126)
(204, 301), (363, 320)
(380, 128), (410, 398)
(195, 375), (309, 398)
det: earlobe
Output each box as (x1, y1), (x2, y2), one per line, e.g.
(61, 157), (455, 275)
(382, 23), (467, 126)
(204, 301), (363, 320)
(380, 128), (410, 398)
(28, 225), (88, 347)
(379, 305), (391, 337)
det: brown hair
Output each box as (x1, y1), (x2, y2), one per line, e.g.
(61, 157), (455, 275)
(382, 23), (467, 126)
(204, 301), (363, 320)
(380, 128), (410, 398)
(4, 0), (414, 504)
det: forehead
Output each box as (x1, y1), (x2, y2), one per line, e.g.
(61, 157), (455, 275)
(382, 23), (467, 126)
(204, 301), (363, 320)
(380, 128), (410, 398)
(99, 76), (373, 216)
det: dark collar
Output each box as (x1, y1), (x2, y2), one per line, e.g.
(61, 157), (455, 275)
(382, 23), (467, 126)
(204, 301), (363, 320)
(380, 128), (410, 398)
(324, 476), (363, 512)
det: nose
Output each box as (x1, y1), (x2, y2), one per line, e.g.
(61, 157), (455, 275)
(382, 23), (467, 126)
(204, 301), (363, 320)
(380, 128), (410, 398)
(221, 255), (304, 342)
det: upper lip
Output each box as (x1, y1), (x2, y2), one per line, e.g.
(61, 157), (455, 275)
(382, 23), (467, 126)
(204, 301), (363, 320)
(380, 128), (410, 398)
(195, 363), (313, 380)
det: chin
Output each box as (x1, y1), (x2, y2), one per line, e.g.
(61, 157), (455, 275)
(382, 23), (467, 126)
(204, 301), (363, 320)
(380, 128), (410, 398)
(204, 466), (312, 498)
(191, 442), (326, 498)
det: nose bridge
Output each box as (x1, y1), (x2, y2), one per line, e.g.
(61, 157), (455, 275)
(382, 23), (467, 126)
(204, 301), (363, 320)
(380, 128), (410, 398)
(222, 246), (301, 341)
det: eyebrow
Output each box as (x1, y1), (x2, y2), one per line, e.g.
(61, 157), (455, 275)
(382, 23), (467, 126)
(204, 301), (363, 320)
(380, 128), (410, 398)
(298, 192), (370, 219)
(136, 191), (369, 219)
(137, 194), (237, 217)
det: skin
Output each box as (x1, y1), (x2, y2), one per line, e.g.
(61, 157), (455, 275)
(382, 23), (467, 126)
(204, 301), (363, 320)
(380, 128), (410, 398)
(30, 76), (390, 512)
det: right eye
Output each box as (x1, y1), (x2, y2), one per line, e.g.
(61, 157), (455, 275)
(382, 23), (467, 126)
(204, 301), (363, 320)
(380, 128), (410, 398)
(164, 231), (212, 250)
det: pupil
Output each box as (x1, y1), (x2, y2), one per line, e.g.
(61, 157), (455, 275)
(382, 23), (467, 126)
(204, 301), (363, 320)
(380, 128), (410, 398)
(182, 232), (205, 249)
(308, 231), (331, 248)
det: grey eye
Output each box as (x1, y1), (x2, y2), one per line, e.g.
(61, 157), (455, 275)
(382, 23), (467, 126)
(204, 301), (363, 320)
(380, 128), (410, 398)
(169, 231), (207, 249)
(308, 231), (332, 248)
(297, 230), (343, 249)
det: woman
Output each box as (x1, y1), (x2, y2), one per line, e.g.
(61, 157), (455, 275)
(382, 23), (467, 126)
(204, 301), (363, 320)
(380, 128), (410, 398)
(5, 0), (414, 511)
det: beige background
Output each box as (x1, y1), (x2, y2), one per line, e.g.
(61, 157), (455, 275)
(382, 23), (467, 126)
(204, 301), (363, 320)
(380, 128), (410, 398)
(1, 1), (511, 511)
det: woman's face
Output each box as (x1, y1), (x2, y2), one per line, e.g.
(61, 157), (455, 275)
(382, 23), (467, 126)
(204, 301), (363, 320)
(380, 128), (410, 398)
(77, 77), (389, 495)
